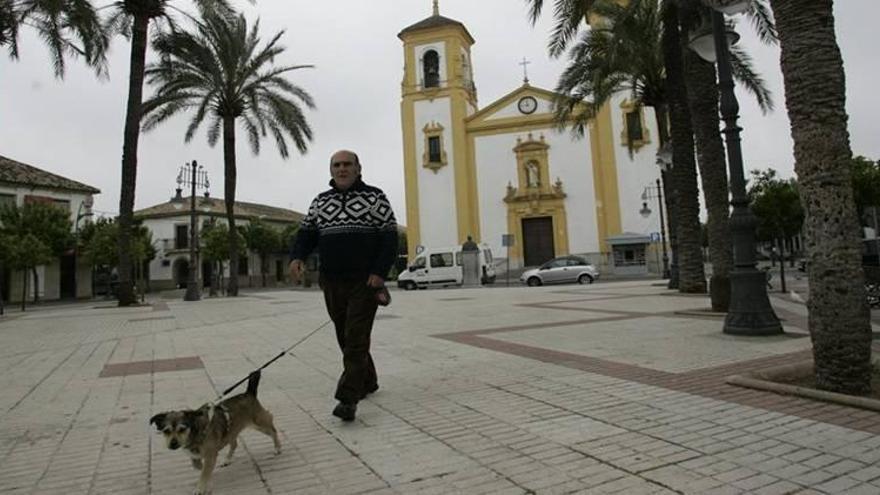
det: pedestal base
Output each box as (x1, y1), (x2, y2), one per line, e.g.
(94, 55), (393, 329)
(723, 270), (783, 336)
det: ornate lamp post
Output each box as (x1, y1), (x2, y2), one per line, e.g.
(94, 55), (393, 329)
(689, 0), (782, 335)
(640, 179), (670, 278)
(178, 161), (209, 302)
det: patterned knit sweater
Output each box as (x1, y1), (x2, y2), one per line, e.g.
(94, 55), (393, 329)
(290, 177), (398, 279)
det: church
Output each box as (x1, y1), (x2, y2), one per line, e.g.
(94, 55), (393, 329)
(398, 3), (666, 274)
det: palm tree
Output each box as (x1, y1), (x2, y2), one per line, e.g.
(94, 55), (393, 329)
(526, 0), (706, 292)
(660, 0), (706, 293)
(677, 0), (775, 309)
(0, 0), (107, 77)
(769, 0), (871, 394)
(104, 0), (232, 306)
(142, 9), (314, 296)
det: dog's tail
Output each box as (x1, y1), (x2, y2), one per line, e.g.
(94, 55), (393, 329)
(246, 370), (262, 397)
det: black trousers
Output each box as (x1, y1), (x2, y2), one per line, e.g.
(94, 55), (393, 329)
(319, 275), (379, 404)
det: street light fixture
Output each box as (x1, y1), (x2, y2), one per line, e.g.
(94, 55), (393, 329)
(73, 196), (94, 300)
(701, 0), (751, 15)
(689, 7), (781, 335)
(178, 160), (210, 302)
(640, 181), (670, 279)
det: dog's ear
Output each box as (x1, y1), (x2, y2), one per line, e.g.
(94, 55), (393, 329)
(149, 413), (167, 430)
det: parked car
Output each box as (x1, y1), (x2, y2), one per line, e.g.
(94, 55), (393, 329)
(520, 256), (599, 287)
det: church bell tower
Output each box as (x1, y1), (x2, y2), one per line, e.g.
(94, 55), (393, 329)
(398, 1), (479, 259)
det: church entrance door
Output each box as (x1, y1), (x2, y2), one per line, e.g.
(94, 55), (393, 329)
(522, 217), (555, 267)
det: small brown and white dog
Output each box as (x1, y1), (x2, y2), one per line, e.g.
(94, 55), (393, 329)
(150, 371), (281, 495)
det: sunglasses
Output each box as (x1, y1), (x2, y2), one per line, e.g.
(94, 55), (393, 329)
(331, 161), (356, 168)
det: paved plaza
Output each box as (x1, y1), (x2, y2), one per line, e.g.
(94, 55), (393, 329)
(1, 280), (879, 494)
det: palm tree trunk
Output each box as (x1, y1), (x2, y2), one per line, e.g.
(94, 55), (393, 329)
(770, 0), (871, 394)
(682, 26), (733, 311)
(223, 116), (240, 296)
(663, 0), (706, 293)
(116, 13), (150, 307)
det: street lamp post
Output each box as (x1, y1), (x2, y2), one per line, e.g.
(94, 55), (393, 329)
(640, 179), (670, 278)
(178, 161), (209, 302)
(690, 2), (782, 335)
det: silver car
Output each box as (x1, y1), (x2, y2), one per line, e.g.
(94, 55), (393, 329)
(520, 256), (600, 286)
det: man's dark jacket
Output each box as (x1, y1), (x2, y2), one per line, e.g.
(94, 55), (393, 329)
(290, 177), (398, 279)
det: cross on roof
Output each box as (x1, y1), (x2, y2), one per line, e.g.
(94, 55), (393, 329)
(519, 57), (531, 84)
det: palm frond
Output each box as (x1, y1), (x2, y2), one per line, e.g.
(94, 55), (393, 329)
(747, 0), (777, 45)
(144, 5), (314, 161)
(728, 42), (774, 114)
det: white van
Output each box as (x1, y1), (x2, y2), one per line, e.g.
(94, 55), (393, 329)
(397, 244), (496, 290)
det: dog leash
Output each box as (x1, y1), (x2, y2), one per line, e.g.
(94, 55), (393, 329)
(210, 318), (333, 405)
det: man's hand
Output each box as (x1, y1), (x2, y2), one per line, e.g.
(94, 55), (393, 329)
(289, 260), (304, 284)
(366, 274), (384, 288)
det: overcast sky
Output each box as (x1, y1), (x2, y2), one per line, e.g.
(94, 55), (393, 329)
(1, 1), (876, 223)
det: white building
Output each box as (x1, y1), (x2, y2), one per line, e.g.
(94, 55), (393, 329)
(0, 154), (99, 302)
(134, 193), (304, 291)
(398, 5), (665, 274)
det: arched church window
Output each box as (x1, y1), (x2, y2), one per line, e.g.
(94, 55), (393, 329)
(423, 50), (440, 88)
(526, 161), (541, 188)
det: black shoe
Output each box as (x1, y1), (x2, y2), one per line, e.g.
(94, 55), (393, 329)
(332, 402), (356, 422)
(366, 383), (379, 395)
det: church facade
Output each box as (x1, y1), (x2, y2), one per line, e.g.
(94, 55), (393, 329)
(398, 6), (665, 272)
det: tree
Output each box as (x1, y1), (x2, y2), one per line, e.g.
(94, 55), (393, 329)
(748, 169), (804, 243)
(244, 219), (280, 287)
(678, 0), (775, 310)
(80, 217), (155, 298)
(528, 0), (704, 292)
(770, 0), (870, 394)
(850, 156), (880, 221)
(201, 221), (244, 296)
(0, 202), (72, 309)
(1, 0), (107, 78)
(105, 0), (233, 306)
(0, 231), (10, 314)
(142, 9), (315, 296)
(748, 169), (804, 291)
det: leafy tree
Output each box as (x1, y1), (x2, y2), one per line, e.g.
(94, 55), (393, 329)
(0, 202), (73, 305)
(280, 223), (299, 253)
(80, 217), (155, 297)
(142, 9), (314, 296)
(748, 169), (804, 244)
(7, 234), (53, 311)
(80, 217), (118, 267)
(104, 0), (234, 306)
(201, 221), (244, 295)
(850, 156), (880, 221)
(770, 0), (870, 394)
(244, 219), (280, 287)
(0, 230), (10, 314)
(0, 0), (107, 78)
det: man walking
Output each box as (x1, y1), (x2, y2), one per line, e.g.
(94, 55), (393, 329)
(289, 150), (398, 421)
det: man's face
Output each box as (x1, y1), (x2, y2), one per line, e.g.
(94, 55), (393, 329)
(330, 151), (360, 190)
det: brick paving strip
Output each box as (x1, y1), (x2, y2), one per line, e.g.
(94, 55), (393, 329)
(435, 294), (880, 434)
(98, 356), (204, 378)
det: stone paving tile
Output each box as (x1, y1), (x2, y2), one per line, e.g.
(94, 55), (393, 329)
(1, 282), (879, 494)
